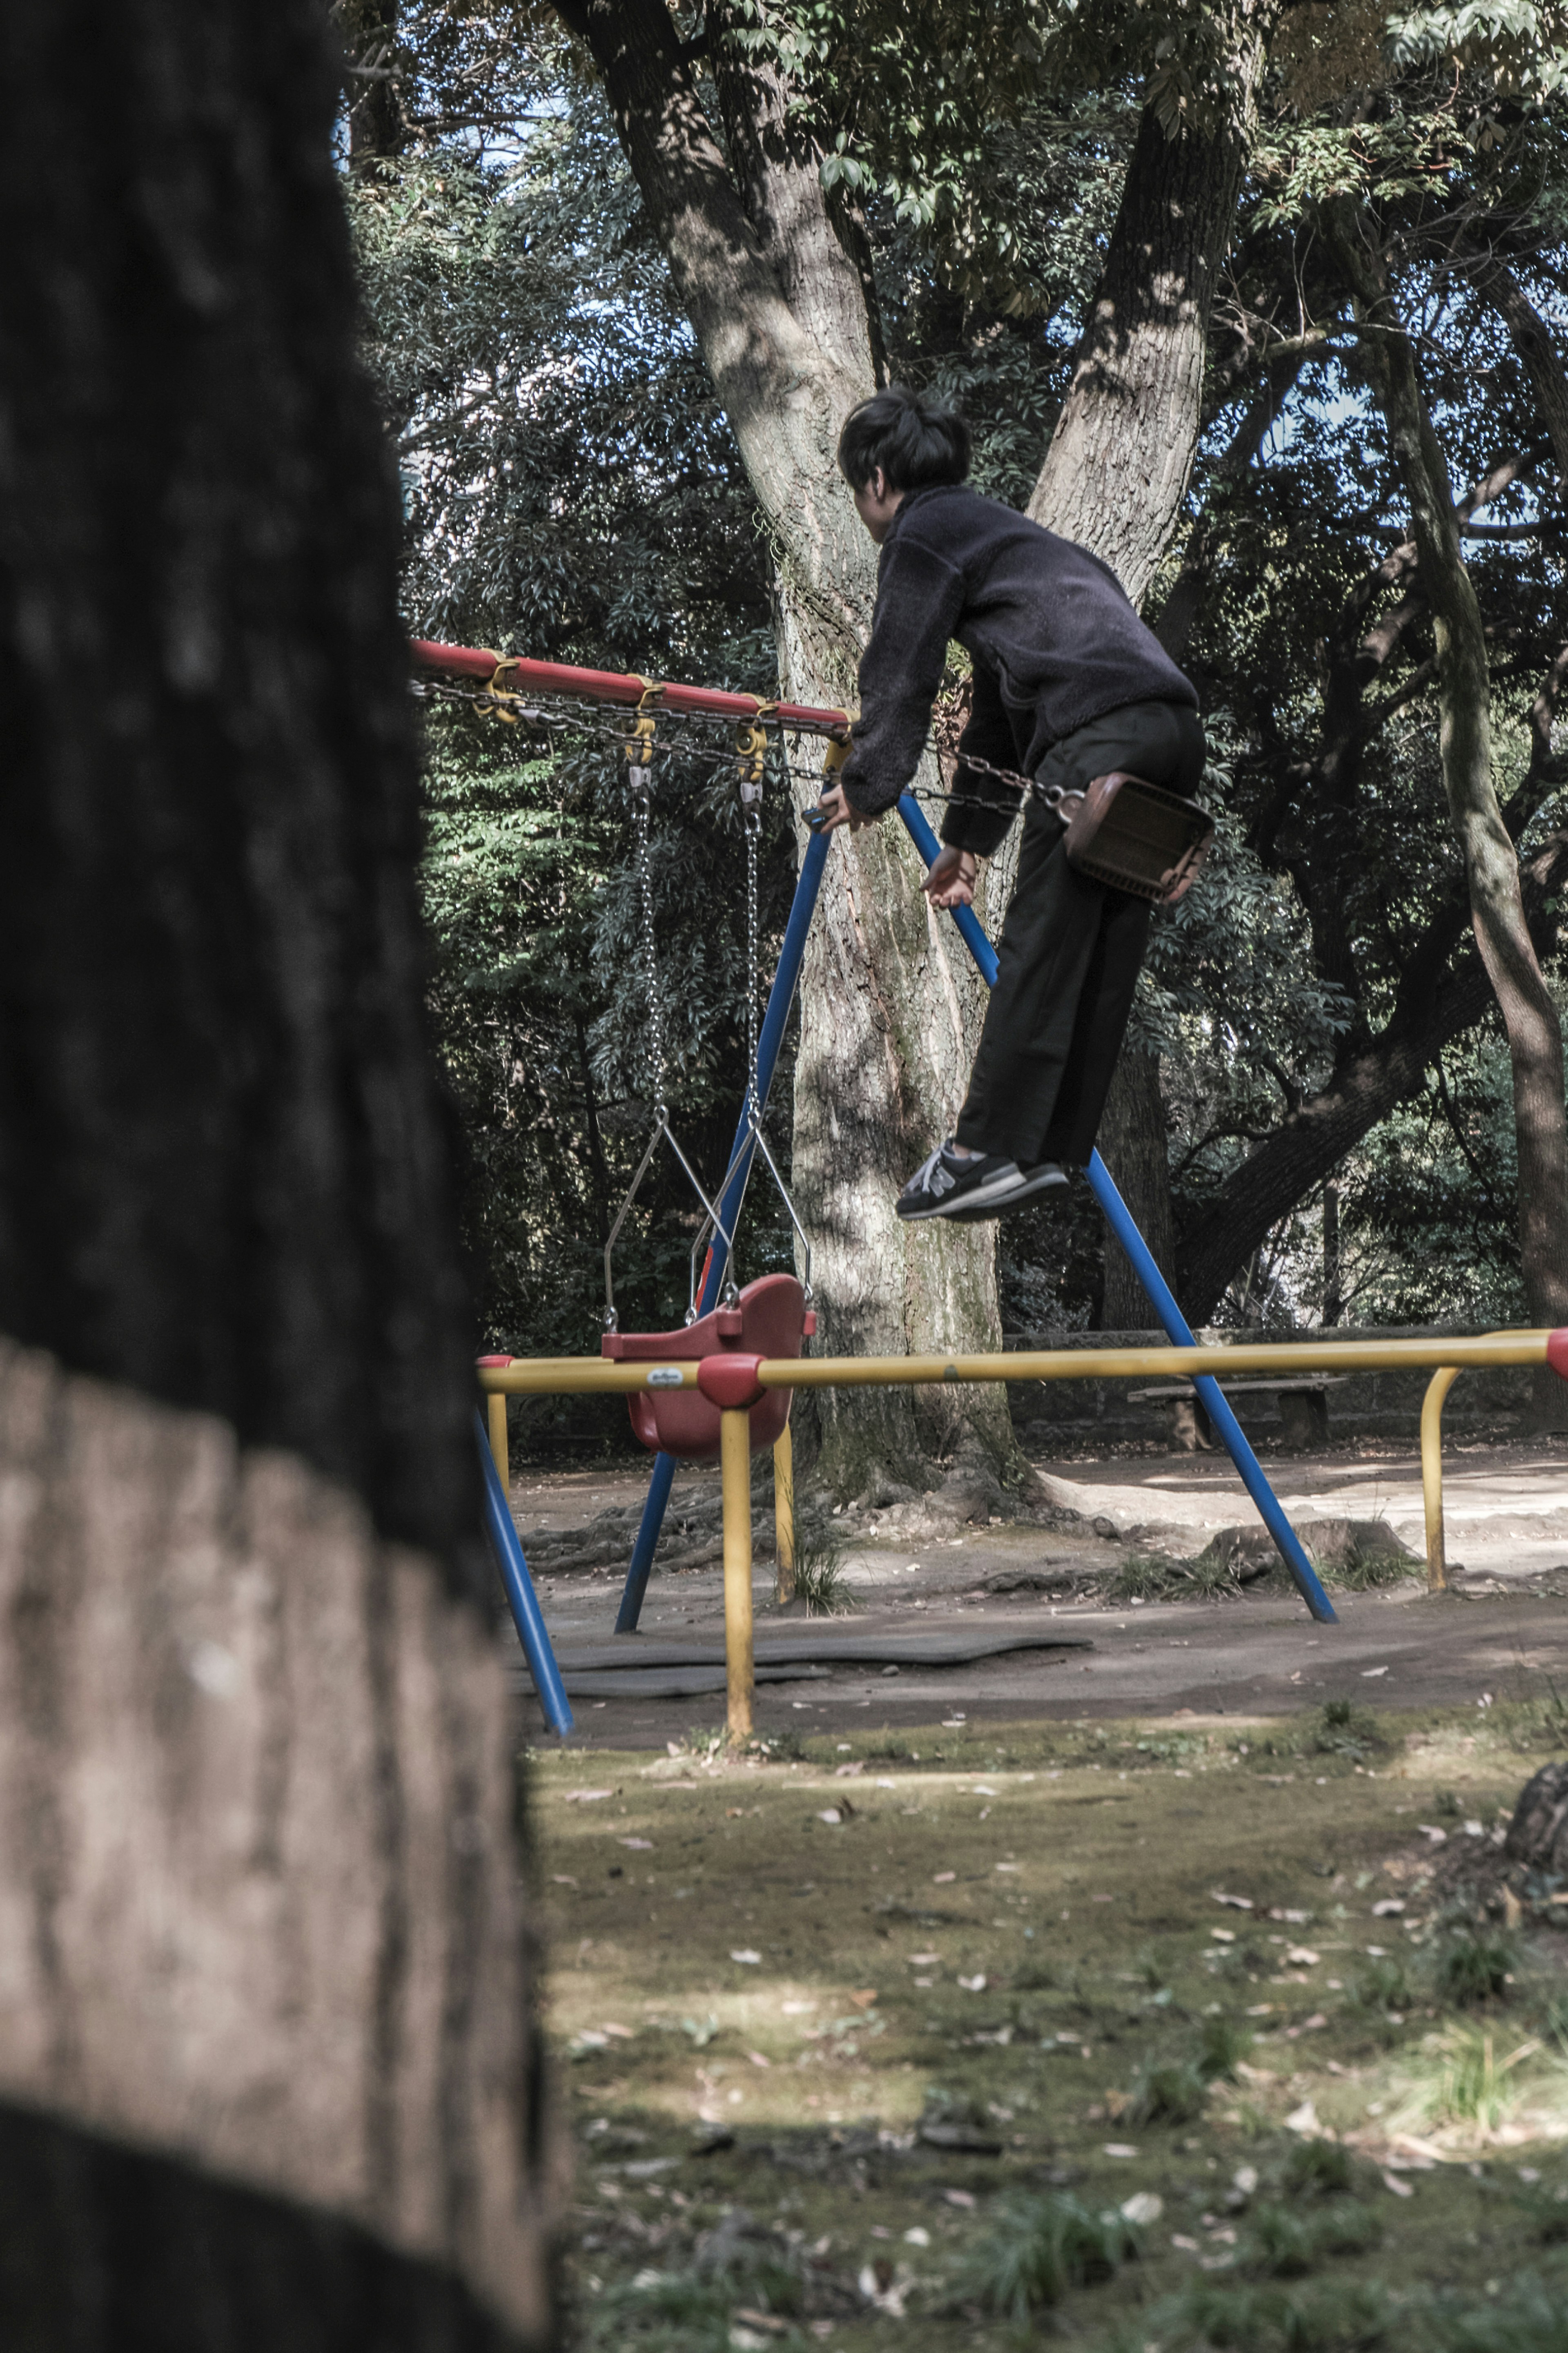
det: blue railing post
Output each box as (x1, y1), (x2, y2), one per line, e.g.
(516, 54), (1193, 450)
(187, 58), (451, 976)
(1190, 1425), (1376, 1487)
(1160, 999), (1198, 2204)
(474, 1409), (575, 1733)
(615, 822), (834, 1633)
(893, 792), (1336, 1626)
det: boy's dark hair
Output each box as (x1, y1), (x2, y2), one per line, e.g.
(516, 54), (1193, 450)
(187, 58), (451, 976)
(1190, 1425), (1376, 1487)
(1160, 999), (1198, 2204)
(837, 385), (971, 494)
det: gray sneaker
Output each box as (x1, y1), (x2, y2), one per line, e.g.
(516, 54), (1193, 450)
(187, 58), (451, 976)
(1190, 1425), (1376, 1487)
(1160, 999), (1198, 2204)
(897, 1145), (1069, 1223)
(942, 1160), (1070, 1222)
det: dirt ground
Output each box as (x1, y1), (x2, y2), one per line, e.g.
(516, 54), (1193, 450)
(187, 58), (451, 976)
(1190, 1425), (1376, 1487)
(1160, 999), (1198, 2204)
(515, 1439), (1568, 1746)
(522, 1439), (1568, 2352)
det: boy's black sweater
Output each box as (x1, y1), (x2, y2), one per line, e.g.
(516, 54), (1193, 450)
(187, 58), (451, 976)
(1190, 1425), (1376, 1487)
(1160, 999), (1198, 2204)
(838, 484), (1198, 858)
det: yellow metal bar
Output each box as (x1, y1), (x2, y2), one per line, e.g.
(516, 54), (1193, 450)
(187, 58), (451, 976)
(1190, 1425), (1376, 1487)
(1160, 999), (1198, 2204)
(754, 1333), (1552, 1389)
(773, 1425), (796, 1605)
(721, 1407), (754, 1741)
(1421, 1365), (1463, 1592)
(486, 1391), (510, 1494)
(476, 1331), (1553, 1399)
(478, 1359), (701, 1396)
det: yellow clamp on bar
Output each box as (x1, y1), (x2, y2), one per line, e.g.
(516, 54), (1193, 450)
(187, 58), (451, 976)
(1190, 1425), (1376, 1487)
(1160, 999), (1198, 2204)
(735, 698), (778, 796)
(625, 676), (665, 770)
(484, 654), (523, 725)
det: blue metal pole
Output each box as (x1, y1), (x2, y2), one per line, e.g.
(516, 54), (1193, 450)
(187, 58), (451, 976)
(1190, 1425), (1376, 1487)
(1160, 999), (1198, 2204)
(893, 794), (1337, 1625)
(615, 823), (834, 1634)
(474, 1409), (575, 1734)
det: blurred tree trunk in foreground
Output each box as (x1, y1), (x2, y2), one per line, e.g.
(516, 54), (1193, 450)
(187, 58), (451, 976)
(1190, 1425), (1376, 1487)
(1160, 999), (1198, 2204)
(0, 2), (554, 2342)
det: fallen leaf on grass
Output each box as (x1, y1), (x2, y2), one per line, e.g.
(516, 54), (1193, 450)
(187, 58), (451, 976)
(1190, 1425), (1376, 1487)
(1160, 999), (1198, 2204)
(816, 1810), (843, 1827)
(1122, 2192), (1163, 2224)
(1372, 1899), (1406, 1916)
(566, 1789), (614, 1804)
(908, 1952), (940, 1966)
(1382, 2171), (1415, 2198)
(846, 1989), (879, 2009)
(1212, 1891), (1254, 1911)
(551, 1874), (578, 1887)
(957, 1974), (987, 1992)
(1361, 1666), (1389, 1678)
(733, 2310), (788, 2337)
(619, 1837), (653, 1850)
(933, 1871), (956, 1884)
(1285, 1947), (1321, 1966)
(746, 2050), (771, 2069)
(1103, 2142), (1138, 2158)
(941, 2188), (976, 2208)
(1285, 2101), (1320, 2134)
(1210, 1928), (1236, 1944)
(731, 1949), (762, 1965)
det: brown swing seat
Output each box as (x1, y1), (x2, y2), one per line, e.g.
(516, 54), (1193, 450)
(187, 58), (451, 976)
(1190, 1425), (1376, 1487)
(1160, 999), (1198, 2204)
(601, 1272), (814, 1461)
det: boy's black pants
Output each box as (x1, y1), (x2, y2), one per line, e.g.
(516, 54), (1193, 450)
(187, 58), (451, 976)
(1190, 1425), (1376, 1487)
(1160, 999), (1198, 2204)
(953, 698), (1205, 1169)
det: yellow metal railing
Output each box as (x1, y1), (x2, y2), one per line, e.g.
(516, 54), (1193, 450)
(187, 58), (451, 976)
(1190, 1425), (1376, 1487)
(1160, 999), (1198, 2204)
(481, 1331), (1558, 1735)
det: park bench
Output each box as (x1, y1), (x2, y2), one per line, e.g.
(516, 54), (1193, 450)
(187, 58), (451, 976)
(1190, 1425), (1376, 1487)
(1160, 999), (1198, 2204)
(1128, 1375), (1349, 1453)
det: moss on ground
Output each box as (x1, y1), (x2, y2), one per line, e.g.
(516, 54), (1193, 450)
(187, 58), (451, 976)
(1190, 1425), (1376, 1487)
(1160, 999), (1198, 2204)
(536, 1701), (1568, 2350)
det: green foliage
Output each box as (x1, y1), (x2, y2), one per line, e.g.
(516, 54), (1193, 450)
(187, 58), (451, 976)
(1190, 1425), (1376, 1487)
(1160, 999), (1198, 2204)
(788, 1517), (856, 1615)
(1282, 2137), (1359, 2198)
(957, 2189), (1140, 2319)
(346, 0), (1568, 1367)
(1241, 2200), (1382, 2278)
(1126, 2276), (1397, 2349)
(1433, 1926), (1520, 2007)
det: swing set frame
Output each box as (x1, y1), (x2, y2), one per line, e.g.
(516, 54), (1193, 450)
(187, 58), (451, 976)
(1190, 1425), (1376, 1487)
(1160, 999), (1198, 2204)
(415, 640), (1568, 1742)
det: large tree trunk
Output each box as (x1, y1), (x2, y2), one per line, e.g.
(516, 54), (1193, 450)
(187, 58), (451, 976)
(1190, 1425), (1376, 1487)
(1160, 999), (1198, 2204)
(1028, 19), (1275, 606)
(554, 0), (1014, 1492)
(1332, 208), (1568, 1425)
(1099, 1047), (1179, 1327)
(1023, 26), (1274, 1323)
(0, 1), (551, 2340)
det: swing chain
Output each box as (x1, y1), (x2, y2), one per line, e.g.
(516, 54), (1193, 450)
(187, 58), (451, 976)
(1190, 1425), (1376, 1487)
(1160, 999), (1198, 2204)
(629, 768), (667, 1126)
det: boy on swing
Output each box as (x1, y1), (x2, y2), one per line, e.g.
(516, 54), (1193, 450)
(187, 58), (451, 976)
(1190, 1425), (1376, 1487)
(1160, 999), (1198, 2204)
(816, 385), (1204, 1223)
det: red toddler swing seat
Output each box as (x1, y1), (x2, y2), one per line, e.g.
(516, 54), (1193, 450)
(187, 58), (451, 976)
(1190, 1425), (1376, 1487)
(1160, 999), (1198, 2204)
(602, 1272), (815, 1462)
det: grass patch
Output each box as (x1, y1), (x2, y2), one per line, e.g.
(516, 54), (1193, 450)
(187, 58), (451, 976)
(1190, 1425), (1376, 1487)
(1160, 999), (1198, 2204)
(1283, 2138), (1361, 2198)
(1394, 2025), (1544, 2136)
(1127, 2014), (1250, 2124)
(1241, 2199), (1382, 2277)
(957, 2191), (1140, 2320)
(788, 1516), (854, 1615)
(1312, 1698), (1385, 1761)
(1434, 1927), (1520, 2009)
(1123, 2277), (1396, 2350)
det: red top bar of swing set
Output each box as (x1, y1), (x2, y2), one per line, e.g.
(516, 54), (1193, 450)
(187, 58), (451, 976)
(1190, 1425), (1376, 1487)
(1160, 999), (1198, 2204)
(409, 638), (854, 738)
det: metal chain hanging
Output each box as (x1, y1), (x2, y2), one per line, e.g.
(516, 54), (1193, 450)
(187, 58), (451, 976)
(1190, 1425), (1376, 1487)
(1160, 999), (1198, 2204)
(630, 772), (668, 1124)
(601, 705), (733, 1333)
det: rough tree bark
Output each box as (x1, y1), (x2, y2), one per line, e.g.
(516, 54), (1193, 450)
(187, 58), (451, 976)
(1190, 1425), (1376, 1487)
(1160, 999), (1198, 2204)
(0, 2), (551, 2341)
(1330, 207), (1568, 1420)
(551, 0), (1011, 1492)
(1028, 12), (1277, 607)
(1022, 13), (1278, 1323)
(1099, 1047), (1180, 1327)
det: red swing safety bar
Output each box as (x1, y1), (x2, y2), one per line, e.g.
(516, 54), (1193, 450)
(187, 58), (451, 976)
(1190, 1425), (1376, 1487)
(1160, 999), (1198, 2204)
(410, 639), (853, 738)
